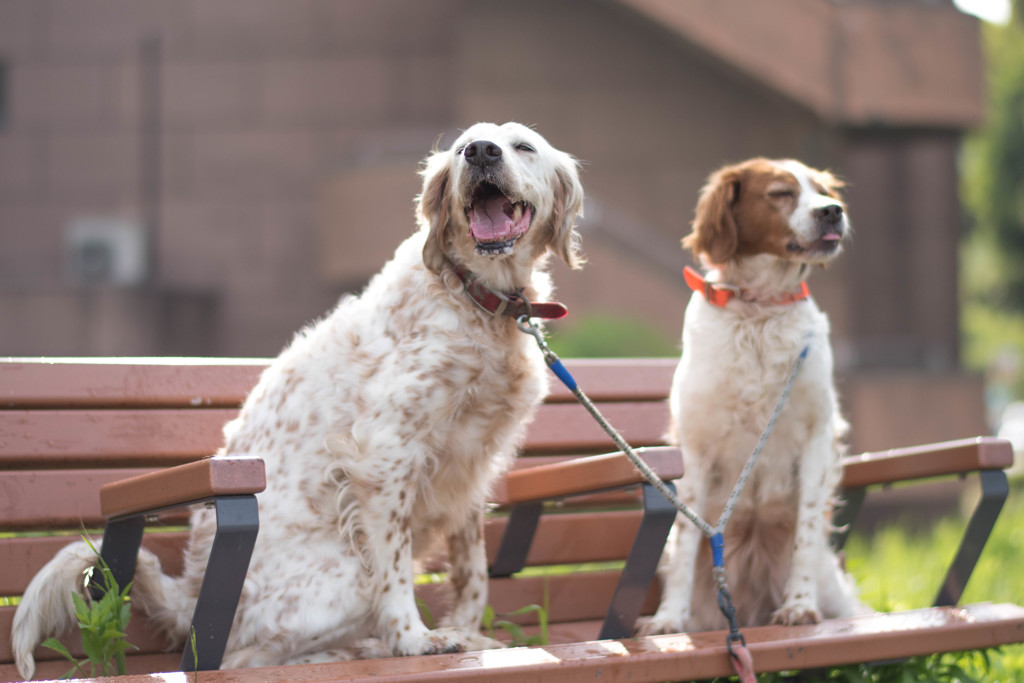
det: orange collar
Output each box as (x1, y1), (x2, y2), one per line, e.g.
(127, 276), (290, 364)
(683, 266), (810, 307)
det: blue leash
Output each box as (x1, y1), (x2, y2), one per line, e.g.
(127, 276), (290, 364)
(517, 314), (810, 676)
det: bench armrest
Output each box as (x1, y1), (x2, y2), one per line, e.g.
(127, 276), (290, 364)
(97, 456), (264, 671)
(495, 446), (683, 505)
(99, 456), (266, 519)
(836, 436), (1013, 608)
(841, 437), (1013, 488)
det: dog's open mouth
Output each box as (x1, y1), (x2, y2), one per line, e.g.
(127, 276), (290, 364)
(466, 182), (533, 256)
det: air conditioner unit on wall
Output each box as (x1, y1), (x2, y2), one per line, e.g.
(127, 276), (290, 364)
(65, 218), (148, 287)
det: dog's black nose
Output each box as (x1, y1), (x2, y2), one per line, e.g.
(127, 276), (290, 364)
(464, 140), (503, 167)
(814, 204), (844, 223)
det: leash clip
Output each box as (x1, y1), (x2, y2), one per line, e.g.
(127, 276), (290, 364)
(516, 312), (556, 364)
(509, 291), (532, 321)
(517, 313), (578, 391)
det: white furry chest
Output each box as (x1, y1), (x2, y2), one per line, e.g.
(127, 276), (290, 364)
(672, 295), (835, 503)
(681, 299), (819, 400)
(414, 334), (545, 504)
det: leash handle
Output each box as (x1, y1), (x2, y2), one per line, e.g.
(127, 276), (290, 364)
(729, 640), (757, 683)
(714, 551), (755, 681)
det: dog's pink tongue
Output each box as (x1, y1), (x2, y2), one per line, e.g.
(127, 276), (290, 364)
(470, 196), (515, 241)
(822, 232), (842, 241)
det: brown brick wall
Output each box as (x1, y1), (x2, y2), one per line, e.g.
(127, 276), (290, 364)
(0, 0), (460, 357)
(0, 0), (982, 453)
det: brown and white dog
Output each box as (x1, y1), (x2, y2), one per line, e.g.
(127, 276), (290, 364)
(13, 122), (584, 677)
(638, 158), (868, 636)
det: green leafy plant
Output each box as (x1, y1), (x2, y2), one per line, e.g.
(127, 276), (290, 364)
(416, 596), (436, 628)
(40, 538), (137, 678)
(481, 578), (550, 647)
(481, 603), (549, 647)
(189, 626), (199, 683)
(416, 583), (550, 648)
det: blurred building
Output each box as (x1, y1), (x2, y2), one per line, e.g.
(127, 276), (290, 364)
(0, 0), (988, 451)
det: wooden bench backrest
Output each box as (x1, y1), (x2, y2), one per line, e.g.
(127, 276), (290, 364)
(0, 358), (676, 677)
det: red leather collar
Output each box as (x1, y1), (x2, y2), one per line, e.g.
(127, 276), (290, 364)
(452, 264), (568, 320)
(684, 266), (810, 307)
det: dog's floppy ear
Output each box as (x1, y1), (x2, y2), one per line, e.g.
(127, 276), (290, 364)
(683, 167), (740, 265)
(548, 153), (585, 269)
(417, 150), (453, 273)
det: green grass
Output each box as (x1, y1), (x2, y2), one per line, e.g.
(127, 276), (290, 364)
(836, 477), (1024, 681)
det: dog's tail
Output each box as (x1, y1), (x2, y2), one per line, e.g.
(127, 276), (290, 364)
(11, 539), (190, 681)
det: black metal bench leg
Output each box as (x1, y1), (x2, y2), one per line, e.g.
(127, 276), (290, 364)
(97, 515), (146, 599)
(488, 501), (544, 578)
(181, 495), (260, 672)
(599, 481), (677, 639)
(933, 469), (1008, 607)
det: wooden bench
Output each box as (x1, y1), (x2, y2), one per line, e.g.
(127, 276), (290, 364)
(2, 357), (1022, 682)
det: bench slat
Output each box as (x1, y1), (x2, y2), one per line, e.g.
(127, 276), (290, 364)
(485, 510), (644, 567)
(3, 511), (647, 597)
(48, 603), (1019, 683)
(3, 408), (1004, 483)
(0, 653), (181, 681)
(543, 358), (675, 403)
(0, 409), (236, 466)
(0, 359), (266, 409)
(0, 469), (156, 529)
(524, 402), (669, 453)
(4, 603), (1022, 682)
(0, 358), (676, 408)
(0, 533), (189, 596)
(0, 401), (669, 468)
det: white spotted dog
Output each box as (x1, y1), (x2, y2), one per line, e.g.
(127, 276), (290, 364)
(13, 122), (584, 677)
(637, 158), (870, 636)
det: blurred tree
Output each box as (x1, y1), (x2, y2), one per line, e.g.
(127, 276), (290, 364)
(960, 0), (1024, 400)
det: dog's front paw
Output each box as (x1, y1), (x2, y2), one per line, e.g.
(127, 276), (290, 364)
(634, 613), (685, 636)
(461, 632), (506, 651)
(395, 627), (500, 656)
(771, 602), (822, 626)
